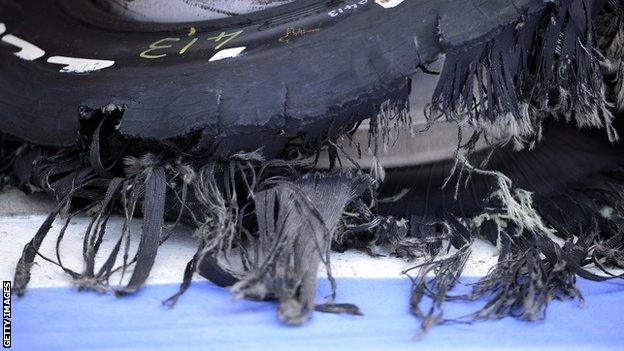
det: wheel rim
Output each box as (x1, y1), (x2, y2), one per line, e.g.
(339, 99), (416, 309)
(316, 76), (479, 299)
(93, 0), (296, 23)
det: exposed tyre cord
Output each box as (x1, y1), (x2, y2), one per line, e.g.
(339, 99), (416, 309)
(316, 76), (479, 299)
(196, 122), (624, 286)
(377, 124), (622, 220)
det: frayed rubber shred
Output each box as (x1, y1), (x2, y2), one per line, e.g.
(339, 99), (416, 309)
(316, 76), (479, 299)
(431, 0), (621, 148)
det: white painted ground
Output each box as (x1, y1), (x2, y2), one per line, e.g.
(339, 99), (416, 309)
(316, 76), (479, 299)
(0, 187), (498, 289)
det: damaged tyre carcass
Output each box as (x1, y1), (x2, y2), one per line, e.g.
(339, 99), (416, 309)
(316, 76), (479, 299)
(1, 0), (623, 335)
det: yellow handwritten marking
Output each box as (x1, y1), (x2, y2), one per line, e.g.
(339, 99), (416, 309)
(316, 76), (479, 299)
(179, 38), (199, 55)
(207, 30), (244, 50)
(140, 38), (180, 59)
(279, 28), (321, 43)
(140, 30), (245, 59)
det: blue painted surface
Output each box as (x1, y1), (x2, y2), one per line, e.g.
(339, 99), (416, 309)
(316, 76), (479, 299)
(12, 277), (624, 350)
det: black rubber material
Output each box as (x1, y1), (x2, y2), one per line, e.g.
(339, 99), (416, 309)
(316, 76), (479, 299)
(0, 0), (548, 155)
(379, 122), (624, 221)
(194, 121), (624, 286)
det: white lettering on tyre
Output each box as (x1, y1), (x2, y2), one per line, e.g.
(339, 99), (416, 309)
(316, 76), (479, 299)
(0, 22), (115, 73)
(328, 0), (405, 17)
(328, 0), (369, 17)
(374, 0), (406, 9)
(208, 47), (246, 62)
(47, 56), (116, 73)
(1, 34), (45, 61)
